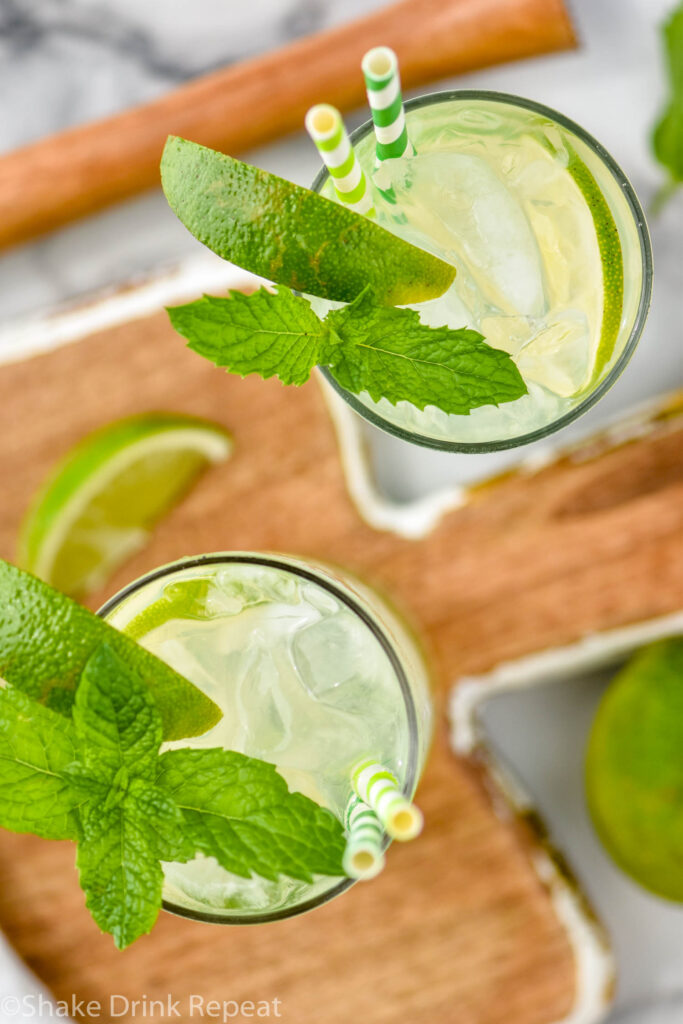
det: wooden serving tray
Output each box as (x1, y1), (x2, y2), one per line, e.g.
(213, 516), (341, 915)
(0, 285), (681, 1024)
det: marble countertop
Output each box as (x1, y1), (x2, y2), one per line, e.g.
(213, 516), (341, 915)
(0, 1), (682, 1020)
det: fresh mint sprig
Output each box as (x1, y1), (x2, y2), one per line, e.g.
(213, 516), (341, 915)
(0, 644), (346, 949)
(652, 2), (683, 212)
(167, 286), (527, 416)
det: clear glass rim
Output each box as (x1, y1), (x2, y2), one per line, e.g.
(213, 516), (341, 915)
(97, 551), (421, 925)
(313, 89), (654, 454)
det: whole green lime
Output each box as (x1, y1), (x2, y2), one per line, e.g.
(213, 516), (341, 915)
(586, 637), (683, 901)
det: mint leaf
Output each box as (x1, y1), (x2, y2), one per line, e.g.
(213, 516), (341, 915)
(70, 646), (193, 948)
(168, 288), (333, 386)
(76, 780), (194, 950)
(126, 778), (195, 863)
(77, 799), (164, 950)
(156, 748), (345, 882)
(63, 763), (109, 804)
(0, 687), (82, 840)
(72, 644), (162, 782)
(168, 286), (526, 416)
(325, 290), (527, 414)
(652, 3), (683, 211)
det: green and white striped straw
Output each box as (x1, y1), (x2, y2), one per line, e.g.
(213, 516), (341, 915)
(351, 758), (423, 842)
(362, 46), (415, 163)
(343, 794), (385, 880)
(305, 104), (376, 218)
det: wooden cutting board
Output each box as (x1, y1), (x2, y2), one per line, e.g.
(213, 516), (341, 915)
(0, 300), (681, 1024)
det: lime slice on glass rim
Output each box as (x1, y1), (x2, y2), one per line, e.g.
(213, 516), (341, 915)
(161, 136), (455, 306)
(123, 574), (272, 642)
(18, 413), (232, 600)
(565, 142), (624, 389)
(585, 638), (683, 901)
(123, 578), (214, 641)
(0, 559), (222, 739)
(529, 135), (624, 395)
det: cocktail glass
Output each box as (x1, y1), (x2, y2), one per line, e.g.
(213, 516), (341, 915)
(99, 552), (432, 923)
(312, 90), (652, 453)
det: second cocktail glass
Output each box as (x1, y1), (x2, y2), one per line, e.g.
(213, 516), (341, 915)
(312, 90), (652, 453)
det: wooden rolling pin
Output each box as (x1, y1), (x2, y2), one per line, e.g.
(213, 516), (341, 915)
(0, 0), (575, 250)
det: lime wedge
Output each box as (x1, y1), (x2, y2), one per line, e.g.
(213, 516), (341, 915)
(18, 413), (232, 600)
(530, 135), (624, 395)
(161, 136), (455, 306)
(123, 578), (213, 641)
(585, 638), (683, 901)
(122, 572), (282, 641)
(565, 143), (624, 389)
(0, 559), (222, 740)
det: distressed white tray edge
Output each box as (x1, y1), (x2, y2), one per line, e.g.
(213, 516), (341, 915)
(449, 610), (683, 1024)
(323, 382), (683, 539)
(450, 611), (683, 756)
(0, 256), (258, 365)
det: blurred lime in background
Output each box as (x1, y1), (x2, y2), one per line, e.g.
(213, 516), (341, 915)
(586, 637), (683, 901)
(18, 413), (231, 599)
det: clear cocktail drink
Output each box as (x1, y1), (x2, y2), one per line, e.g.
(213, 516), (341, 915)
(312, 91), (652, 451)
(100, 553), (432, 923)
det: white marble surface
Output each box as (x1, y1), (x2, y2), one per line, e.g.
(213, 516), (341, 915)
(0, 1), (682, 1020)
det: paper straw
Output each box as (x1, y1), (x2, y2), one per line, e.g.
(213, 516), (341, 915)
(305, 104), (376, 218)
(351, 759), (423, 841)
(362, 47), (415, 163)
(343, 795), (386, 880)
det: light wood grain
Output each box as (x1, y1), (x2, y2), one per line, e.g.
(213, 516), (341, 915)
(0, 0), (575, 250)
(0, 308), (681, 1023)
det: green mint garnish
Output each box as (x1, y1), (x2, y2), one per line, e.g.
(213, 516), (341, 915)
(326, 289), (526, 415)
(76, 779), (192, 951)
(0, 687), (83, 840)
(169, 287), (331, 386)
(72, 640), (164, 781)
(652, 3), (683, 212)
(168, 286), (526, 415)
(156, 748), (346, 882)
(0, 644), (345, 948)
